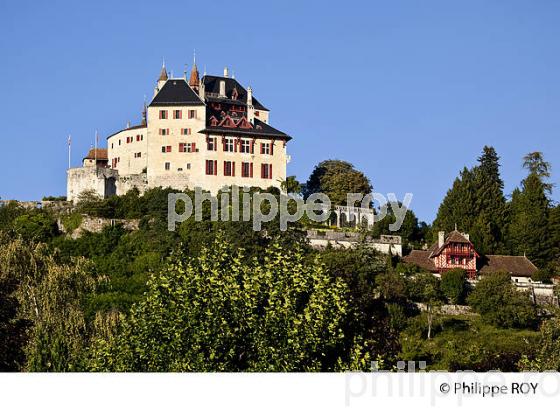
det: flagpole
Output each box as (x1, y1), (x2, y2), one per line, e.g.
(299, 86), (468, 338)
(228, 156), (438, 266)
(68, 134), (72, 169)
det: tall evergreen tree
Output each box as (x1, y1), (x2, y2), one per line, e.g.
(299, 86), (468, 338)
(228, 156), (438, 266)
(508, 152), (552, 267)
(470, 146), (508, 254)
(433, 146), (507, 254)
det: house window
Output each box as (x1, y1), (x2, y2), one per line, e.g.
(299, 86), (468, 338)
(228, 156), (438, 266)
(224, 161), (235, 176)
(136, 135), (143, 141)
(206, 160), (217, 175)
(261, 163), (272, 179)
(224, 138), (234, 152)
(260, 142), (270, 155)
(159, 110), (168, 119)
(241, 162), (253, 178)
(173, 110), (182, 119)
(207, 137), (217, 151)
(240, 139), (251, 153)
(134, 152), (142, 158)
(188, 109), (197, 119)
(181, 128), (191, 135)
(165, 162), (170, 171)
(159, 128), (170, 136)
(161, 145), (172, 153)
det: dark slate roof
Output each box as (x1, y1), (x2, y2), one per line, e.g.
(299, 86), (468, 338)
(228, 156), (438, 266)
(478, 255), (538, 277)
(199, 118), (291, 140)
(150, 79), (204, 106)
(106, 124), (147, 140)
(402, 250), (437, 272)
(202, 75), (268, 111)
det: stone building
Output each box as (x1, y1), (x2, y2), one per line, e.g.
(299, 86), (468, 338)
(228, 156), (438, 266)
(67, 61), (291, 202)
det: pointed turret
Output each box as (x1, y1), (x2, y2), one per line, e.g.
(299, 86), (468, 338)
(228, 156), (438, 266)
(189, 51), (200, 91)
(156, 61), (168, 94)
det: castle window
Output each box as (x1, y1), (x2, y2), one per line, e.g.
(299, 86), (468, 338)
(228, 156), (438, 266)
(255, 111), (260, 117)
(119, 139), (121, 145)
(186, 163), (191, 170)
(260, 142), (270, 155)
(165, 162), (170, 171)
(136, 135), (143, 141)
(241, 162), (253, 178)
(173, 110), (182, 119)
(111, 143), (114, 149)
(159, 110), (168, 120)
(188, 109), (197, 119)
(205, 160), (217, 175)
(223, 161), (235, 176)
(240, 139), (251, 154)
(181, 128), (191, 135)
(261, 164), (272, 179)
(134, 152), (142, 158)
(207, 137), (217, 151)
(179, 143), (196, 153)
(224, 138), (234, 152)
(161, 145), (172, 153)
(159, 128), (170, 136)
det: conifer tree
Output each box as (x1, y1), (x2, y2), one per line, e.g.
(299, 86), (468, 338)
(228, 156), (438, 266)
(433, 146), (507, 254)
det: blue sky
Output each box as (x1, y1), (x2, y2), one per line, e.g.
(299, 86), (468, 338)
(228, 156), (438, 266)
(0, 0), (558, 222)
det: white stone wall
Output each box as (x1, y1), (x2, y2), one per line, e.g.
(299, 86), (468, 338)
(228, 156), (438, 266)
(67, 167), (118, 203)
(107, 126), (148, 175)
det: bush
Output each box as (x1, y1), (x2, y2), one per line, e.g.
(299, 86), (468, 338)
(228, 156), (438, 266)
(467, 272), (538, 329)
(440, 269), (469, 304)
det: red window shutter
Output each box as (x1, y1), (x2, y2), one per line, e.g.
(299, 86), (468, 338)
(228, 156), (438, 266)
(234, 139), (238, 152)
(261, 164), (265, 178)
(192, 142), (196, 152)
(214, 160), (217, 175)
(269, 164), (272, 179)
(205, 160), (209, 174)
(251, 141), (255, 154)
(250, 162), (253, 177)
(222, 138), (226, 151)
(270, 143), (274, 155)
(260, 143), (264, 154)
(232, 162), (235, 177)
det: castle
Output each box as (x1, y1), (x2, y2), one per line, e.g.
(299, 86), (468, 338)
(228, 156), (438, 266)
(67, 61), (292, 202)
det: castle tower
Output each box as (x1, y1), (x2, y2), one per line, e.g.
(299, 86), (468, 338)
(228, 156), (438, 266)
(157, 62), (168, 91)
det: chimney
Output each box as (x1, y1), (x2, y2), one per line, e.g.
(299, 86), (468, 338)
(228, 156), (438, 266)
(223, 67), (229, 77)
(438, 231), (445, 248)
(219, 80), (226, 98)
(247, 86), (254, 123)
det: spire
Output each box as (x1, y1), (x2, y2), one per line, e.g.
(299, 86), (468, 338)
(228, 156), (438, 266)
(141, 97), (147, 126)
(189, 50), (200, 89)
(158, 60), (168, 81)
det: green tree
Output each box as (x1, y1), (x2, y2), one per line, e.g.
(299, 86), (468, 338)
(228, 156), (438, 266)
(519, 315), (560, 371)
(303, 160), (372, 206)
(88, 235), (350, 371)
(440, 268), (468, 304)
(467, 272), (537, 329)
(12, 212), (58, 243)
(281, 176), (302, 194)
(433, 146), (507, 254)
(0, 237), (96, 371)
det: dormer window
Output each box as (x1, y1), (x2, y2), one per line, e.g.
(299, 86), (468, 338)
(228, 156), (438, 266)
(232, 87), (239, 100)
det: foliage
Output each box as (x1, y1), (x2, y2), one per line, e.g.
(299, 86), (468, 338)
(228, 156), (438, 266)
(88, 235), (350, 371)
(518, 314), (560, 371)
(61, 212), (83, 233)
(400, 315), (539, 371)
(303, 160), (372, 205)
(407, 272), (444, 339)
(0, 237), (97, 371)
(440, 269), (469, 304)
(467, 272), (537, 329)
(281, 176), (302, 194)
(12, 212), (58, 243)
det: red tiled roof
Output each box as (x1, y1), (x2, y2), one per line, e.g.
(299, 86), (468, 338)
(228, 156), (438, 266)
(84, 148), (108, 160)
